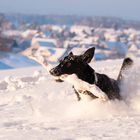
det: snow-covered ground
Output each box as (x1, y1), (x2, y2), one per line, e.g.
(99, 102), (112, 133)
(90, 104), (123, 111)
(0, 57), (140, 140)
(0, 52), (39, 69)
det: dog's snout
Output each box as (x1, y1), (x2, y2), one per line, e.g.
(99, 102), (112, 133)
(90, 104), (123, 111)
(49, 68), (60, 76)
(49, 68), (55, 75)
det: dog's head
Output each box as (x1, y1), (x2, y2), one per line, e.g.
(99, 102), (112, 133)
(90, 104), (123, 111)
(50, 47), (95, 77)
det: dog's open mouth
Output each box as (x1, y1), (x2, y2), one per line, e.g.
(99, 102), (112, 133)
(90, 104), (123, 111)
(53, 74), (69, 82)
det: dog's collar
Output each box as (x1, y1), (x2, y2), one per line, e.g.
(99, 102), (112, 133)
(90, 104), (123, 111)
(94, 72), (98, 84)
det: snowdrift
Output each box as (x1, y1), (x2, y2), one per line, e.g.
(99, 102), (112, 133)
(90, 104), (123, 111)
(0, 58), (140, 139)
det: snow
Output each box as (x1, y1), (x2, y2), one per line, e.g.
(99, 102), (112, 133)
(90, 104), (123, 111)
(2, 30), (22, 37)
(0, 57), (140, 139)
(0, 53), (39, 69)
(22, 30), (38, 38)
(0, 62), (13, 69)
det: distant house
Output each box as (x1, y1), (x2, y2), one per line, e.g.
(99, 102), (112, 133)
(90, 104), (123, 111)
(38, 41), (56, 48)
(31, 37), (57, 49)
(22, 37), (66, 62)
(22, 38), (57, 58)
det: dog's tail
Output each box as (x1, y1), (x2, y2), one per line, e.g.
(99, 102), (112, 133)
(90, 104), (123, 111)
(117, 57), (133, 84)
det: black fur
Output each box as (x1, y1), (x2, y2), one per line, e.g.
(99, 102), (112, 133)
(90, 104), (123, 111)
(117, 58), (133, 84)
(50, 47), (133, 101)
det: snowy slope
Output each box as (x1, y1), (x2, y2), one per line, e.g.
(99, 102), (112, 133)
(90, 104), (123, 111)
(0, 52), (39, 70)
(0, 62), (13, 69)
(0, 58), (140, 140)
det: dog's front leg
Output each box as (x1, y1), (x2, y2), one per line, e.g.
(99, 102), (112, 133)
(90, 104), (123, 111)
(88, 85), (108, 101)
(72, 86), (81, 101)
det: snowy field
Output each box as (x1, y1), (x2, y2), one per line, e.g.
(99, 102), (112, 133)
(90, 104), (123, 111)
(0, 57), (140, 140)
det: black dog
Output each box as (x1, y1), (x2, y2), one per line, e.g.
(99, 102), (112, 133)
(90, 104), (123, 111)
(50, 47), (133, 101)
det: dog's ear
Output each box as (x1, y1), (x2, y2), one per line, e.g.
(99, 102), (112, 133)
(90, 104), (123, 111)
(81, 47), (95, 63)
(68, 52), (74, 60)
(69, 52), (73, 57)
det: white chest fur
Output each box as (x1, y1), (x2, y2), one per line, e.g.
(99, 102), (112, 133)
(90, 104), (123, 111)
(60, 74), (108, 101)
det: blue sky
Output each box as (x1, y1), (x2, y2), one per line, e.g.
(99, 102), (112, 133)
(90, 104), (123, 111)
(0, 0), (140, 20)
